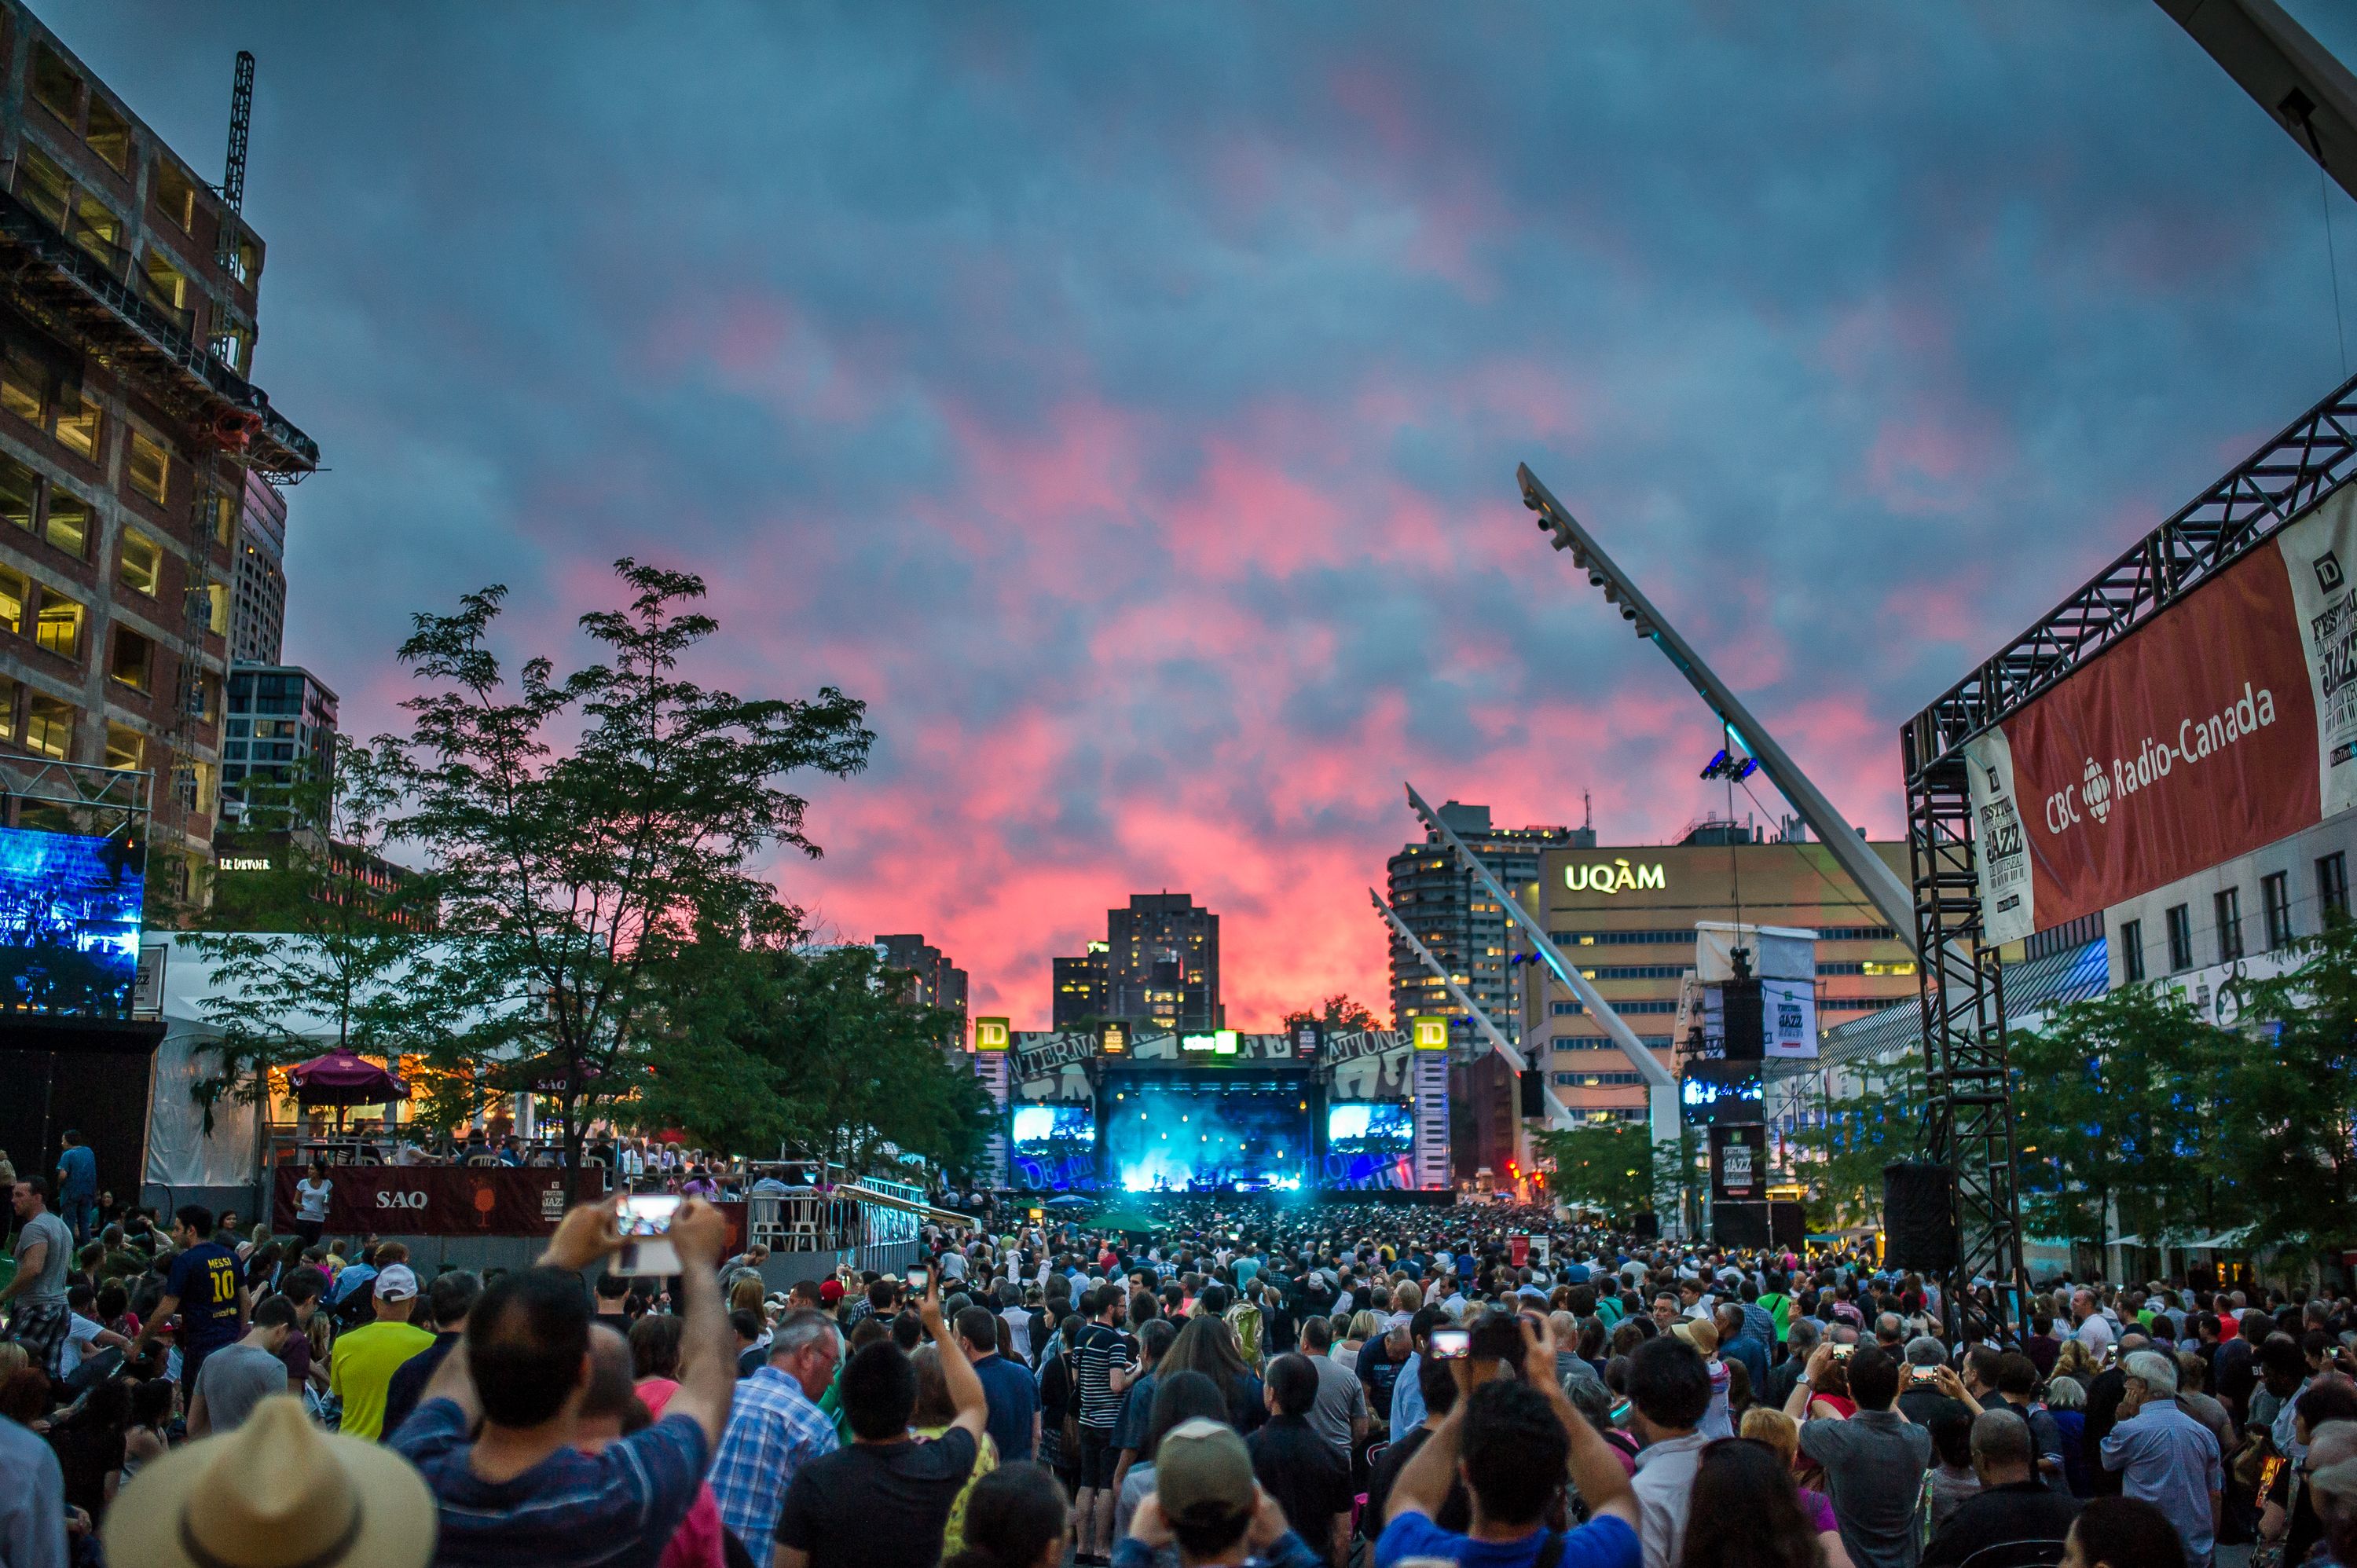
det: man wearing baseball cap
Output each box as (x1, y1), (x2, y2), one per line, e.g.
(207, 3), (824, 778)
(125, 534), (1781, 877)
(1117, 1417), (1320, 1568)
(329, 1260), (433, 1441)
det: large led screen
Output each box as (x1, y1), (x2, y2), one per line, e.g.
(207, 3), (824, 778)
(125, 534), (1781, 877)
(1010, 1105), (1098, 1192)
(1103, 1084), (1308, 1192)
(0, 826), (143, 1016)
(1322, 1101), (1414, 1191)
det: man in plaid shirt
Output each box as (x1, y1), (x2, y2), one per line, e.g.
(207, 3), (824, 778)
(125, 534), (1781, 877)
(710, 1309), (844, 1566)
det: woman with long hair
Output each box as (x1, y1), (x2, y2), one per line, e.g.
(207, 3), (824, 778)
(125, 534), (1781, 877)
(2051, 1337), (2103, 1389)
(944, 1462), (1070, 1568)
(1680, 1437), (1827, 1568)
(915, 1343), (1000, 1559)
(1160, 1313), (1264, 1433)
(1113, 1370), (1232, 1550)
(1738, 1410), (1852, 1568)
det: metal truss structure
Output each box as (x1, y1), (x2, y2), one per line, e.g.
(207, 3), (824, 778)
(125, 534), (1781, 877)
(1903, 369), (2357, 1341)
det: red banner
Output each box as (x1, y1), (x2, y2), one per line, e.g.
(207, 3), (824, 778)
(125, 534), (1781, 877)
(272, 1165), (606, 1236)
(1967, 523), (2328, 941)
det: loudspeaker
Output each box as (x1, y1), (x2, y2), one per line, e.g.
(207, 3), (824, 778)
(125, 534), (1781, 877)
(1519, 1068), (1545, 1117)
(1883, 1162), (1958, 1271)
(1714, 1201), (1769, 1248)
(1631, 1211), (1660, 1240)
(1721, 977), (1764, 1061)
(1769, 1200), (1806, 1251)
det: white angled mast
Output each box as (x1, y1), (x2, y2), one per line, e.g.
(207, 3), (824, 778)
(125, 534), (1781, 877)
(1370, 886), (1572, 1129)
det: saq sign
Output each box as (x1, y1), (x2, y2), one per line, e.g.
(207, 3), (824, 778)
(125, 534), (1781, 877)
(1966, 483), (2357, 943)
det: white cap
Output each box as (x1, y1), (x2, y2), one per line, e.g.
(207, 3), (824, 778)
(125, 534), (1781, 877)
(373, 1263), (419, 1302)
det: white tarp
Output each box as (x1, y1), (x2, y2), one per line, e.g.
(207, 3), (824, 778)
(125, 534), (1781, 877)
(143, 1024), (259, 1187)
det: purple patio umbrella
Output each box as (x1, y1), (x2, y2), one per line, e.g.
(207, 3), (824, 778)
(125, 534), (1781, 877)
(288, 1048), (409, 1133)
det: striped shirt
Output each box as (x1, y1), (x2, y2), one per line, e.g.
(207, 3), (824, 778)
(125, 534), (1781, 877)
(709, 1366), (841, 1567)
(1073, 1322), (1136, 1431)
(390, 1398), (707, 1568)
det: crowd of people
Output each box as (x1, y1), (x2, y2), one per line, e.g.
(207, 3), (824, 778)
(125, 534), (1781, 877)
(5, 1178), (2357, 1568)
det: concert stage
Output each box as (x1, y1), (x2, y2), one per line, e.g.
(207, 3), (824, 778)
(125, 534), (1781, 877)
(981, 1024), (1451, 1194)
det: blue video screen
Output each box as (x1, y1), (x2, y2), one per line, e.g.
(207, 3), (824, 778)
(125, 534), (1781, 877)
(1323, 1101), (1415, 1190)
(1011, 1105), (1099, 1192)
(1104, 1084), (1307, 1193)
(0, 826), (143, 1016)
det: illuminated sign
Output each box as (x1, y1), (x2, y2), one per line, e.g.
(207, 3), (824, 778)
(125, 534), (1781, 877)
(1215, 1029), (1237, 1054)
(1100, 1022), (1127, 1056)
(1179, 1029), (1240, 1055)
(219, 856), (273, 872)
(974, 1017), (1010, 1053)
(1564, 859), (1665, 896)
(1411, 1016), (1450, 1051)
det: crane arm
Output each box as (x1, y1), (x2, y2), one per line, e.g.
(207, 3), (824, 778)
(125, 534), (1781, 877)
(1369, 888), (1573, 1128)
(2156, 0), (2357, 205)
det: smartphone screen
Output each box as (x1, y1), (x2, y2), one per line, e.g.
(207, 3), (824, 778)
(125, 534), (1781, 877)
(907, 1267), (929, 1294)
(613, 1196), (681, 1277)
(1831, 1345), (1854, 1361)
(1430, 1328), (1471, 1360)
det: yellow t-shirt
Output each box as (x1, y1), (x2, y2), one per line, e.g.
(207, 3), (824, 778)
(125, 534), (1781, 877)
(914, 1425), (997, 1557)
(329, 1320), (435, 1440)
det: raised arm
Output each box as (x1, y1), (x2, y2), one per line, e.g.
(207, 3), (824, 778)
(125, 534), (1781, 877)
(920, 1276), (988, 1443)
(1784, 1343), (1831, 1422)
(1523, 1314), (1637, 1528)
(655, 1200), (737, 1449)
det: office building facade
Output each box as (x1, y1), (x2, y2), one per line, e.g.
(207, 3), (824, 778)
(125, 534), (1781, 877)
(876, 932), (970, 1017)
(1520, 822), (1916, 1123)
(0, 7), (316, 899)
(1053, 892), (1220, 1031)
(1387, 801), (1576, 1046)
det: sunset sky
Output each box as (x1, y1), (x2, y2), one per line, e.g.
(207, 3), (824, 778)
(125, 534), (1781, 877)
(60, 2), (2357, 1028)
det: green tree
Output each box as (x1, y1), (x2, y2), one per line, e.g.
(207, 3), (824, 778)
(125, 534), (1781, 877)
(182, 743), (434, 1128)
(1533, 1122), (1655, 1218)
(1790, 1057), (1926, 1230)
(2009, 986), (2231, 1253)
(2216, 916), (2357, 1264)
(392, 560), (874, 1184)
(1282, 995), (1380, 1034)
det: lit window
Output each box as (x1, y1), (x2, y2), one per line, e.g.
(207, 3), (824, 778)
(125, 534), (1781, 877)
(206, 582), (229, 636)
(208, 492), (234, 546)
(140, 251), (189, 330)
(154, 159), (198, 233)
(34, 594), (82, 659)
(0, 456), (34, 532)
(69, 193), (123, 270)
(31, 46), (81, 124)
(84, 97), (130, 172)
(42, 488), (87, 557)
(13, 145), (70, 229)
(108, 626), (152, 691)
(24, 694), (73, 759)
(54, 390), (100, 460)
(128, 430), (168, 504)
(0, 674), (16, 743)
(1, 348), (43, 423)
(104, 720), (142, 771)
(119, 529), (160, 595)
(0, 566), (23, 636)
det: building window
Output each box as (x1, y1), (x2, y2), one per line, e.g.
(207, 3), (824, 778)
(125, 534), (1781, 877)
(0, 565), (24, 636)
(0, 456), (31, 533)
(104, 721), (141, 771)
(2118, 918), (2145, 984)
(13, 145), (70, 229)
(83, 97), (130, 173)
(119, 529), (160, 596)
(34, 594), (82, 660)
(2321, 853), (2350, 923)
(154, 159), (198, 233)
(127, 430), (168, 504)
(30, 45), (81, 125)
(2165, 905), (2193, 972)
(1, 348), (44, 423)
(2263, 871), (2293, 951)
(0, 674), (17, 744)
(2215, 888), (2244, 964)
(68, 193), (124, 272)
(108, 626), (152, 692)
(42, 489), (87, 558)
(139, 251), (190, 332)
(24, 694), (73, 759)
(53, 390), (100, 460)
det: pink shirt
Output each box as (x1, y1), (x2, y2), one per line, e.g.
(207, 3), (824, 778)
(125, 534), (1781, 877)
(637, 1381), (725, 1568)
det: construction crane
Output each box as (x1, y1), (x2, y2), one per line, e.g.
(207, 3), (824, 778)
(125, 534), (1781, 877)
(222, 51), (255, 213)
(1405, 783), (1682, 1156)
(1369, 886), (1572, 1135)
(1516, 465), (1919, 949)
(2157, 0), (2357, 203)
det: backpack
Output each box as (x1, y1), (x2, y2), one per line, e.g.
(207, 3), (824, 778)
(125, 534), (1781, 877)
(1226, 1300), (1263, 1367)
